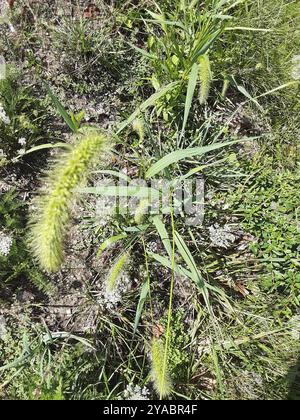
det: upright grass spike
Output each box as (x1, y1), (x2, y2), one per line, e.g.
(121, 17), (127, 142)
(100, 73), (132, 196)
(151, 338), (172, 398)
(106, 252), (129, 292)
(29, 127), (112, 273)
(221, 77), (230, 100)
(198, 54), (212, 104)
(134, 198), (149, 224)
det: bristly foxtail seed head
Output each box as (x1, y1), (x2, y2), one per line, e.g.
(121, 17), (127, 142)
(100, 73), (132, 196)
(134, 198), (149, 224)
(151, 338), (172, 398)
(199, 54), (212, 105)
(29, 127), (112, 273)
(106, 252), (129, 292)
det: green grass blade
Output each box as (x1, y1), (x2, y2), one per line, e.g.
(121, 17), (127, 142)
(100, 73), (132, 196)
(180, 63), (199, 140)
(148, 252), (222, 294)
(174, 231), (210, 311)
(44, 83), (79, 133)
(43, 332), (95, 350)
(145, 140), (240, 179)
(172, 158), (228, 184)
(255, 81), (299, 99)
(80, 185), (160, 199)
(152, 216), (172, 257)
(233, 80), (262, 109)
(97, 234), (127, 258)
(14, 143), (72, 160)
(133, 280), (149, 334)
(148, 251), (188, 279)
(225, 26), (273, 32)
(128, 42), (157, 60)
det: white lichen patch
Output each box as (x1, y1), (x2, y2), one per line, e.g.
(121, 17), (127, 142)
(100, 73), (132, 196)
(0, 231), (13, 257)
(18, 137), (27, 146)
(123, 384), (150, 400)
(99, 272), (131, 310)
(0, 102), (10, 125)
(208, 224), (236, 249)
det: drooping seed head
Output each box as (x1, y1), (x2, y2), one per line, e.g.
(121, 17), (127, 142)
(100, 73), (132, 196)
(106, 252), (129, 292)
(29, 127), (112, 273)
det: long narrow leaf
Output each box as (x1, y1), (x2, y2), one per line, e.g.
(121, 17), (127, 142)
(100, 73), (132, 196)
(181, 63), (199, 140)
(225, 26), (273, 32)
(148, 252), (220, 294)
(152, 216), (172, 257)
(80, 185), (160, 199)
(15, 142), (72, 160)
(128, 42), (157, 60)
(44, 83), (78, 132)
(97, 234), (127, 258)
(255, 81), (299, 99)
(133, 280), (149, 334)
(174, 231), (211, 311)
(146, 140), (240, 179)
(233, 80), (262, 109)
